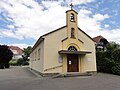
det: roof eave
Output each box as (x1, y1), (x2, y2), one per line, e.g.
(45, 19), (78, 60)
(31, 37), (44, 52)
(58, 50), (92, 55)
(78, 27), (95, 42)
(31, 25), (67, 53)
(66, 9), (78, 14)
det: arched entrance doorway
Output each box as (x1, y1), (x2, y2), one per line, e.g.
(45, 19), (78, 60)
(67, 46), (79, 72)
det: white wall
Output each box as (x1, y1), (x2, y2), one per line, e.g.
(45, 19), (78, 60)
(78, 29), (97, 72)
(43, 27), (67, 73)
(30, 41), (44, 73)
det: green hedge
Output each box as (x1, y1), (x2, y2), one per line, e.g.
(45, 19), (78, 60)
(9, 59), (29, 66)
(111, 65), (120, 75)
(96, 49), (120, 75)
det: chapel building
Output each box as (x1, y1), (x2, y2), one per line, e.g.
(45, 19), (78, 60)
(30, 7), (97, 74)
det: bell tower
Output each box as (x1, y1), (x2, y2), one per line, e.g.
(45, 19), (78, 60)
(66, 3), (78, 39)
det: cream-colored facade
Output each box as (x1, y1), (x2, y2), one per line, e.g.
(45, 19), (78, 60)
(30, 9), (97, 74)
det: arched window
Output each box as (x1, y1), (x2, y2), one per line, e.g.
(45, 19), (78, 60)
(71, 28), (75, 38)
(70, 13), (74, 21)
(68, 46), (77, 51)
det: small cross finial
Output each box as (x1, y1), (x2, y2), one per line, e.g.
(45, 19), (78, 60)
(70, 3), (73, 10)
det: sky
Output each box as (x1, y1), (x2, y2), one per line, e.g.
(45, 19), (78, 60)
(0, 0), (120, 49)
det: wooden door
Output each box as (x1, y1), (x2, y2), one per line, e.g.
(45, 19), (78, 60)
(67, 54), (79, 72)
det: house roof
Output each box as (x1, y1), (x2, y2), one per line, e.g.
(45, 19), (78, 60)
(93, 35), (106, 43)
(31, 37), (44, 52)
(9, 46), (23, 55)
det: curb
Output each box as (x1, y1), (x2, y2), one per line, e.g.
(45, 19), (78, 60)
(27, 68), (43, 78)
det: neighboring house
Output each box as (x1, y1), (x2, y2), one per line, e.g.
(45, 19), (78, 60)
(93, 35), (109, 51)
(30, 7), (97, 74)
(9, 46), (23, 59)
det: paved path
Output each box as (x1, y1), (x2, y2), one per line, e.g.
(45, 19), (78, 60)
(0, 66), (36, 80)
(0, 66), (120, 90)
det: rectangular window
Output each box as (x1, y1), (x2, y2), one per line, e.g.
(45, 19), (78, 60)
(33, 53), (34, 61)
(71, 28), (75, 38)
(38, 48), (40, 60)
(35, 51), (37, 61)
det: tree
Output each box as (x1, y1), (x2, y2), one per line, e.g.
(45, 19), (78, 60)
(20, 46), (32, 65)
(106, 41), (120, 51)
(96, 42), (120, 75)
(23, 46), (32, 58)
(0, 45), (13, 69)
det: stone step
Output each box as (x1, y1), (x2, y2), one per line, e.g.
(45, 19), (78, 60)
(52, 72), (93, 78)
(42, 73), (59, 77)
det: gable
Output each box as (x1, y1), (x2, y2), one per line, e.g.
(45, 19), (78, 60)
(93, 35), (108, 43)
(31, 26), (67, 52)
(78, 27), (95, 43)
(42, 26), (67, 37)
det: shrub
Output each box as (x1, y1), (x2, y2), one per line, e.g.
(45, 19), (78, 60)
(0, 45), (13, 69)
(112, 49), (120, 63)
(0, 63), (10, 69)
(17, 58), (29, 66)
(96, 42), (120, 75)
(17, 58), (24, 66)
(96, 51), (115, 73)
(97, 58), (114, 73)
(0, 63), (5, 69)
(111, 65), (120, 75)
(4, 63), (10, 68)
(23, 61), (29, 65)
(9, 59), (18, 66)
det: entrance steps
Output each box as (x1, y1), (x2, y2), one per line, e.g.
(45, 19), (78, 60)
(52, 72), (94, 78)
(29, 68), (95, 78)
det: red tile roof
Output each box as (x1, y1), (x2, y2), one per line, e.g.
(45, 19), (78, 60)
(93, 35), (106, 43)
(9, 46), (23, 55)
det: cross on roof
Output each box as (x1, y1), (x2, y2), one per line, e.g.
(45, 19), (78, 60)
(70, 3), (73, 10)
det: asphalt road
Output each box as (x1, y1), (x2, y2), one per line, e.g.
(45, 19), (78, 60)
(0, 66), (120, 90)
